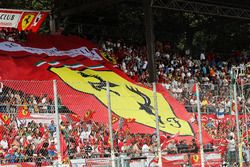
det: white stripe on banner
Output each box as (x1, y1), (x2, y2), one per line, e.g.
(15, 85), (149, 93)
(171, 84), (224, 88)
(35, 61), (47, 67)
(48, 61), (60, 66)
(35, 61), (60, 67)
(89, 65), (104, 69)
(0, 41), (103, 60)
(35, 61), (105, 70)
(65, 64), (84, 68)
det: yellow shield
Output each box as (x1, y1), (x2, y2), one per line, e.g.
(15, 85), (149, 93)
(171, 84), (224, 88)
(2, 115), (8, 121)
(22, 14), (35, 30)
(22, 109), (27, 115)
(50, 67), (194, 136)
(193, 154), (199, 163)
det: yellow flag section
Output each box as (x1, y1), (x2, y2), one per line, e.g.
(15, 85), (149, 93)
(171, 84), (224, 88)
(50, 67), (193, 136)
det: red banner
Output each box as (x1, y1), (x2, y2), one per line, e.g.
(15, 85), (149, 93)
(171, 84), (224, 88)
(0, 34), (212, 143)
(0, 162), (36, 167)
(0, 9), (48, 32)
(149, 152), (222, 167)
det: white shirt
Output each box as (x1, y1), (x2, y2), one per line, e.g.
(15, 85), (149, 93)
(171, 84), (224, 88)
(190, 99), (197, 105)
(142, 61), (148, 69)
(142, 144), (150, 156)
(164, 83), (171, 90)
(0, 139), (8, 149)
(155, 51), (160, 57)
(200, 53), (205, 60)
(187, 72), (192, 78)
(42, 97), (46, 104)
(80, 130), (91, 141)
(227, 139), (236, 152)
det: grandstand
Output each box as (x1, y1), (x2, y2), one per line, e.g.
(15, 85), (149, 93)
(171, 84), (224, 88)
(0, 0), (249, 167)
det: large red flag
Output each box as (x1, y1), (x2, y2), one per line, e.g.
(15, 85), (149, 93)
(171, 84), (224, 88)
(0, 34), (212, 144)
(124, 118), (136, 123)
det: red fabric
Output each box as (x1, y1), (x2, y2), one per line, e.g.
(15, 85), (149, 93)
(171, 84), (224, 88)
(84, 110), (95, 121)
(243, 129), (250, 138)
(60, 133), (68, 161)
(68, 113), (81, 122)
(0, 34), (212, 144)
(192, 83), (197, 93)
(0, 162), (36, 167)
(0, 9), (48, 32)
(0, 114), (10, 125)
(17, 107), (31, 119)
(232, 102), (241, 112)
(161, 132), (180, 150)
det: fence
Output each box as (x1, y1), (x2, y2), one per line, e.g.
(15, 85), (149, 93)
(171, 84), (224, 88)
(0, 80), (249, 166)
(163, 82), (250, 115)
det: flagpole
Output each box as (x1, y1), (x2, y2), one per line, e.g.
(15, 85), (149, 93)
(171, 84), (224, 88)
(153, 82), (162, 167)
(53, 80), (61, 165)
(241, 78), (249, 148)
(106, 82), (116, 167)
(232, 67), (242, 166)
(196, 83), (205, 167)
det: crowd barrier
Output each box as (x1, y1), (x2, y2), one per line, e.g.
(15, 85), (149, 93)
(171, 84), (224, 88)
(0, 150), (248, 166)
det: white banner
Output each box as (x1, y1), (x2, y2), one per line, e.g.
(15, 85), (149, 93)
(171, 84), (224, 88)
(0, 12), (21, 28)
(0, 9), (49, 32)
(0, 41), (103, 60)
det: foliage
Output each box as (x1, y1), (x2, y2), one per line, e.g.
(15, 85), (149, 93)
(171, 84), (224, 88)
(1, 0), (250, 52)
(0, 0), (52, 10)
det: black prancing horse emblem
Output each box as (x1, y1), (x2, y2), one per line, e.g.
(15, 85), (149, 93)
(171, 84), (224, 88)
(78, 71), (120, 96)
(126, 85), (164, 124)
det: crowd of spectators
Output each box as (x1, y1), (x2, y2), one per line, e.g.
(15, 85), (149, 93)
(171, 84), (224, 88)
(202, 116), (250, 165)
(0, 118), (201, 165)
(0, 86), (69, 114)
(99, 39), (250, 115)
(0, 114), (248, 165)
(0, 28), (27, 42)
(0, 89), (54, 114)
(0, 119), (57, 166)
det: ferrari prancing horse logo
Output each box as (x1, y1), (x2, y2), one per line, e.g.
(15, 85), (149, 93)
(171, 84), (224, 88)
(49, 66), (194, 136)
(22, 14), (35, 30)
